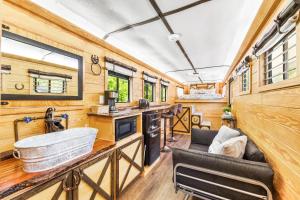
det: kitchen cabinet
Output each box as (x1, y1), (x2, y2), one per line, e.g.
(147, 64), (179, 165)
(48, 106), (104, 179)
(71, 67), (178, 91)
(11, 151), (115, 200)
(74, 151), (115, 200)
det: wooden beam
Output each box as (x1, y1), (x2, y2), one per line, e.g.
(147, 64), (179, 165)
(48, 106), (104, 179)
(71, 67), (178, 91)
(223, 0), (282, 82)
(4, 0), (183, 86)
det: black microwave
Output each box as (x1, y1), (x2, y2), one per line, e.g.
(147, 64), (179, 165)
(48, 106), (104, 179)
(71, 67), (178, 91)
(115, 116), (137, 141)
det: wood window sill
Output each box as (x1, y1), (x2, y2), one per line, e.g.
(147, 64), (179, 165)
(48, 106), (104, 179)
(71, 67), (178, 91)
(258, 77), (300, 93)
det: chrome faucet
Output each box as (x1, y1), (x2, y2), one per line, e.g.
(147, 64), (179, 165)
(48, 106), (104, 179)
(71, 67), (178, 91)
(45, 107), (55, 120)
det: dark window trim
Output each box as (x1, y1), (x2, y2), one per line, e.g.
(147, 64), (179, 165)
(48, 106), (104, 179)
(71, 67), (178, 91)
(1, 30), (83, 100)
(263, 28), (296, 85)
(108, 71), (130, 103)
(144, 80), (154, 102)
(105, 57), (137, 72)
(161, 84), (167, 102)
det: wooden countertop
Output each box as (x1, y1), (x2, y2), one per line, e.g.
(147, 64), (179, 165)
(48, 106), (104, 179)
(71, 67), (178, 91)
(87, 104), (172, 118)
(0, 139), (115, 199)
(175, 99), (227, 103)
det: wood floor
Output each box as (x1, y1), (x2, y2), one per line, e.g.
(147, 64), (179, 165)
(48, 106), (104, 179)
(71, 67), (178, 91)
(120, 134), (192, 200)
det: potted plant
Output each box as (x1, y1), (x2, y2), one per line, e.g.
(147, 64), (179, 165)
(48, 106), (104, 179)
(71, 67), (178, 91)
(223, 105), (232, 118)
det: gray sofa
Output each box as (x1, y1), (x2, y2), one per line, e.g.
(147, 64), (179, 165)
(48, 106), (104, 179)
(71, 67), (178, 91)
(172, 128), (274, 200)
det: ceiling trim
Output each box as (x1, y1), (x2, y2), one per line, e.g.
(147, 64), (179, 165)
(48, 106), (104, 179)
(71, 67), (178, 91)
(223, 0), (282, 82)
(4, 0), (184, 86)
(103, 0), (211, 39)
(149, 0), (203, 83)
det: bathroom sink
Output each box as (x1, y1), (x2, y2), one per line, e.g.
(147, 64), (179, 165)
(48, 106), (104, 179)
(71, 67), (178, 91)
(13, 127), (98, 173)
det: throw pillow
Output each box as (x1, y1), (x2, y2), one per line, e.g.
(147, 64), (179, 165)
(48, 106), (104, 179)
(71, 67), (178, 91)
(210, 136), (248, 158)
(208, 125), (240, 153)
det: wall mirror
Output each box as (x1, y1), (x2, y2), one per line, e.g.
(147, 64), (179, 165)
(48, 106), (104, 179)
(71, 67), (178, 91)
(0, 30), (83, 100)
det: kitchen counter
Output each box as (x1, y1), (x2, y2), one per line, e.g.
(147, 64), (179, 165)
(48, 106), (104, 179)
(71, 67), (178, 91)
(87, 104), (172, 118)
(175, 99), (227, 103)
(0, 139), (115, 199)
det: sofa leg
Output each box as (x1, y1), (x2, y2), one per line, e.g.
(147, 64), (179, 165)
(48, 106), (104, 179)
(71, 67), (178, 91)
(184, 194), (190, 200)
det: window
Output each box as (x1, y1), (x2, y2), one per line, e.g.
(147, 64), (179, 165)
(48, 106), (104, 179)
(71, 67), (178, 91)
(34, 78), (66, 94)
(177, 87), (184, 97)
(161, 85), (167, 102)
(144, 81), (154, 102)
(108, 71), (130, 103)
(264, 29), (296, 85)
(241, 69), (250, 92)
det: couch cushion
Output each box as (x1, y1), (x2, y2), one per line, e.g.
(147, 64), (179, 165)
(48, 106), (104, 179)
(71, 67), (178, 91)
(244, 140), (266, 162)
(189, 143), (209, 152)
(208, 126), (240, 153)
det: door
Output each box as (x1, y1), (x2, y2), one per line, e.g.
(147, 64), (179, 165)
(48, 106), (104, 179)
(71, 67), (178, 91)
(116, 136), (144, 196)
(12, 172), (72, 200)
(173, 106), (191, 134)
(74, 151), (115, 200)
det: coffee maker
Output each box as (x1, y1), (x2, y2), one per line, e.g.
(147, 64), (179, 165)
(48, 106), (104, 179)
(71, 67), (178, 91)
(104, 90), (118, 113)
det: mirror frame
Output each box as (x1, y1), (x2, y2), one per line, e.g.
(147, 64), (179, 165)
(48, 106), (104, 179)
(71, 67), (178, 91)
(1, 30), (83, 100)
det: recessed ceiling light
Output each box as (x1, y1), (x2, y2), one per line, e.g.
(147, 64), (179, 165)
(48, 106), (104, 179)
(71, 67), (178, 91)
(168, 33), (181, 42)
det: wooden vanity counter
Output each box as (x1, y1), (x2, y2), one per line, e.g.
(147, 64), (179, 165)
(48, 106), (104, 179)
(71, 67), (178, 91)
(0, 139), (115, 199)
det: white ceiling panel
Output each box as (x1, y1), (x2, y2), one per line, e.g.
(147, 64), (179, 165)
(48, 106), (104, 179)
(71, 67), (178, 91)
(58, 0), (156, 34)
(165, 0), (262, 82)
(107, 20), (191, 82)
(156, 0), (199, 13)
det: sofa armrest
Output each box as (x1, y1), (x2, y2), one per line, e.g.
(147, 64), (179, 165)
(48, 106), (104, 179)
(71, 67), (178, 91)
(191, 128), (218, 146)
(172, 148), (274, 192)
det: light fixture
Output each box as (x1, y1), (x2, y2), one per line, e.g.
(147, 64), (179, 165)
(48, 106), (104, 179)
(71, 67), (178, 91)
(168, 33), (182, 42)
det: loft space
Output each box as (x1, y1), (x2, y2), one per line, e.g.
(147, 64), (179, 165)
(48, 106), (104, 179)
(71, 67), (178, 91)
(0, 0), (299, 200)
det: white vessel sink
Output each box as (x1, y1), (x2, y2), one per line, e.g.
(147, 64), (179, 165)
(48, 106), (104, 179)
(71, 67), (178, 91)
(13, 127), (98, 173)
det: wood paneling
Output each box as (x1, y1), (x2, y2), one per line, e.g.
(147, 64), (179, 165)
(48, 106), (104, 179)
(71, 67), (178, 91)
(227, 1), (300, 199)
(0, 1), (181, 154)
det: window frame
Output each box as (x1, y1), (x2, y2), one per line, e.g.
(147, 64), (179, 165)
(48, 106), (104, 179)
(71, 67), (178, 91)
(144, 80), (155, 102)
(161, 84), (167, 102)
(238, 65), (251, 95)
(34, 77), (66, 94)
(258, 28), (300, 92)
(108, 71), (130, 103)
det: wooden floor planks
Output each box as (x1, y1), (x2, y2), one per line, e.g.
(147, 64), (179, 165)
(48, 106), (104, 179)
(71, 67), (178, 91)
(120, 134), (192, 200)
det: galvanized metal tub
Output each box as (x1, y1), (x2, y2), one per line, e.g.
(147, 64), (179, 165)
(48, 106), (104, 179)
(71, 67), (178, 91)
(13, 127), (98, 173)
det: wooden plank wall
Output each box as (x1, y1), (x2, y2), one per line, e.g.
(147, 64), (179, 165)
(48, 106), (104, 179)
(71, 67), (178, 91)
(0, 1), (182, 153)
(228, 0), (300, 199)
